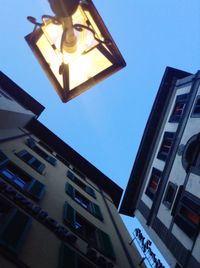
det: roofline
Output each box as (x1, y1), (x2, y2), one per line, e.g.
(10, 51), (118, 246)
(0, 71), (45, 116)
(27, 119), (123, 208)
(119, 66), (192, 216)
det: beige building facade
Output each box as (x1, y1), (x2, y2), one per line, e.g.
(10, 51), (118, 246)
(0, 71), (142, 268)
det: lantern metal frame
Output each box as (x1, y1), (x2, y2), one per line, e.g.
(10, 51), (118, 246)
(25, 0), (126, 102)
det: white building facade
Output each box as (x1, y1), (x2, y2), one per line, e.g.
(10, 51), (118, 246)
(120, 67), (200, 268)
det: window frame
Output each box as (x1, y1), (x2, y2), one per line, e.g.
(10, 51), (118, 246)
(174, 191), (200, 238)
(67, 170), (96, 199)
(157, 132), (175, 161)
(0, 196), (32, 253)
(145, 168), (162, 201)
(63, 202), (115, 260)
(65, 183), (103, 221)
(169, 94), (188, 123)
(26, 138), (57, 166)
(191, 95), (200, 117)
(59, 243), (96, 268)
(15, 149), (45, 174)
(163, 182), (178, 209)
(0, 163), (46, 201)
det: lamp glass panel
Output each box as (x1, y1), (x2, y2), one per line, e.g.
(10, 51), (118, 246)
(36, 33), (63, 87)
(69, 47), (112, 89)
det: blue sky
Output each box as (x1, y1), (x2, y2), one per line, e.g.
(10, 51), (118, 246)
(1, 1), (200, 267)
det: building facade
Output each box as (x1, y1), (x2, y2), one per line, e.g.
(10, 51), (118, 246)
(0, 71), (142, 268)
(120, 67), (200, 268)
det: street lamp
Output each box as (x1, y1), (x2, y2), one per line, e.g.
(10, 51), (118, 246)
(25, 0), (126, 102)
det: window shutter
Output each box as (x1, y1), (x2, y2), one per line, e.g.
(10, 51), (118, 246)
(26, 138), (36, 149)
(67, 170), (75, 181)
(27, 179), (45, 201)
(91, 203), (103, 221)
(85, 186), (96, 199)
(46, 156), (57, 166)
(0, 151), (9, 169)
(96, 229), (115, 260)
(65, 183), (75, 198)
(36, 162), (45, 174)
(59, 243), (77, 268)
(0, 208), (32, 253)
(63, 202), (75, 227)
(16, 150), (28, 158)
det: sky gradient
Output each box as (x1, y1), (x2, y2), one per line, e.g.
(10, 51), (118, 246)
(1, 1), (200, 267)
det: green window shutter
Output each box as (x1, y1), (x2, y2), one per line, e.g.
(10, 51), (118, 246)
(0, 151), (9, 169)
(26, 179), (45, 201)
(85, 186), (96, 199)
(67, 170), (75, 181)
(46, 156), (57, 166)
(16, 150), (28, 158)
(59, 243), (77, 268)
(63, 202), (75, 227)
(0, 208), (32, 253)
(36, 162), (45, 174)
(26, 138), (36, 149)
(65, 183), (75, 198)
(96, 229), (116, 260)
(91, 203), (103, 221)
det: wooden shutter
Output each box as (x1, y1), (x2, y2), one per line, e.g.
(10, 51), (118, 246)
(59, 243), (77, 268)
(0, 208), (32, 253)
(0, 151), (9, 169)
(96, 229), (115, 260)
(59, 243), (94, 268)
(46, 156), (57, 166)
(27, 179), (45, 201)
(16, 150), (28, 158)
(91, 203), (103, 221)
(63, 202), (75, 227)
(33, 160), (45, 174)
(85, 186), (96, 199)
(65, 183), (75, 198)
(26, 138), (36, 149)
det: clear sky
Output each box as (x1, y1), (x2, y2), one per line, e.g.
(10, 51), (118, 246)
(1, 1), (200, 267)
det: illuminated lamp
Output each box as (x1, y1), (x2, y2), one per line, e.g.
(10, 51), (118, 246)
(25, 0), (126, 102)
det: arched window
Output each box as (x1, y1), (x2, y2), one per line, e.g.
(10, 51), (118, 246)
(182, 133), (200, 175)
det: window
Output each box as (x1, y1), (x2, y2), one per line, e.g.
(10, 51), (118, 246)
(169, 94), (188, 122)
(145, 168), (162, 200)
(0, 163), (45, 201)
(0, 150), (9, 169)
(174, 191), (200, 238)
(26, 138), (57, 166)
(0, 196), (32, 253)
(157, 132), (175, 161)
(182, 134), (200, 175)
(63, 202), (115, 260)
(67, 170), (96, 198)
(191, 96), (200, 117)
(16, 149), (45, 174)
(163, 182), (177, 209)
(65, 183), (103, 220)
(59, 243), (95, 268)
